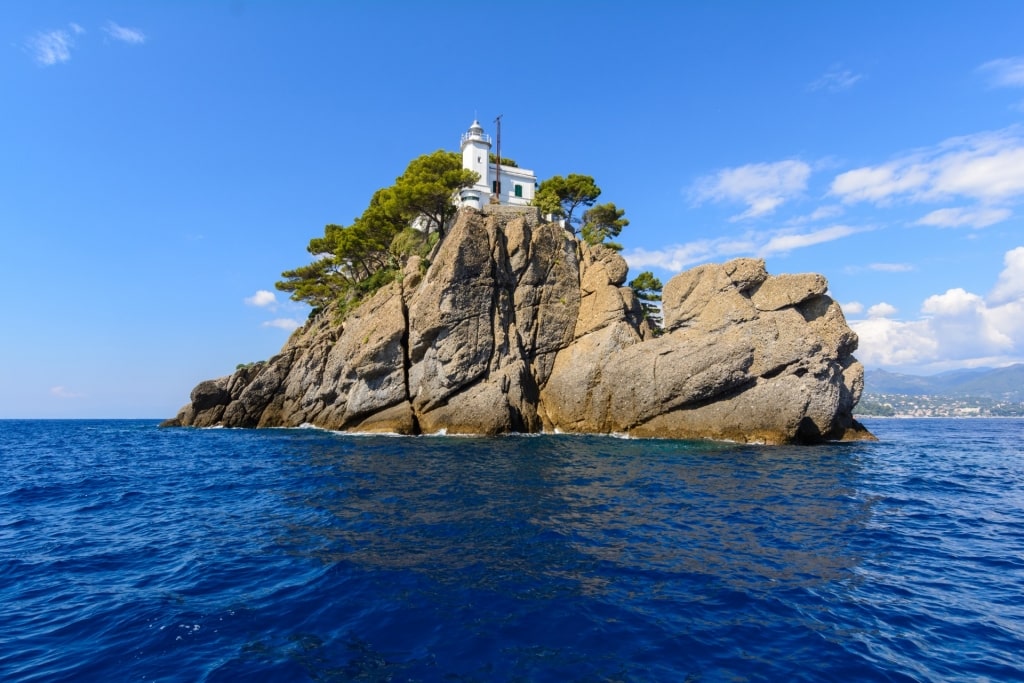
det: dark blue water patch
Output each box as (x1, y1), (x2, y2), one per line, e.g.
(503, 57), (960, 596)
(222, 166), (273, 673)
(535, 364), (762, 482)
(0, 419), (1022, 681)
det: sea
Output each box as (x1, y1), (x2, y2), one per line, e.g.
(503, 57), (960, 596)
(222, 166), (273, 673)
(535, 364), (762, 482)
(1, 419), (1021, 682)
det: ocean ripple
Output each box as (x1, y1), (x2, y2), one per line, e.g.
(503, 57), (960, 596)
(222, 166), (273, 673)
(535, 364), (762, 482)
(0, 418), (1022, 681)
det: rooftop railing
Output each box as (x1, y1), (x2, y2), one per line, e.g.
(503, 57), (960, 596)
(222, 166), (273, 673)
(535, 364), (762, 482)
(461, 131), (492, 145)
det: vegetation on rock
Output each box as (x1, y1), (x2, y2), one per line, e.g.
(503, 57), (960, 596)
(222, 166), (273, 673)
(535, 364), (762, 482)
(629, 270), (663, 333)
(391, 151), (478, 238)
(534, 174), (602, 229)
(534, 173), (633, 253)
(275, 150), (474, 314)
(277, 148), (636, 320)
(581, 202), (629, 251)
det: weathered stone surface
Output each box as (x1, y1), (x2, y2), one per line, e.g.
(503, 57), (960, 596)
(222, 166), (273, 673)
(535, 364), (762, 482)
(353, 402), (417, 434)
(419, 360), (540, 435)
(590, 243), (629, 286)
(190, 380), (231, 412)
(661, 262), (759, 333)
(539, 321), (643, 431)
(164, 207), (873, 444)
(329, 285), (409, 426)
(406, 213), (503, 413)
(724, 257), (769, 292)
(508, 219), (580, 385)
(750, 273), (828, 311)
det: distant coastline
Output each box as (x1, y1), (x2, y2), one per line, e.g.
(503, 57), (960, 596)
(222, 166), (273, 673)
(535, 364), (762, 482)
(857, 414), (1024, 419)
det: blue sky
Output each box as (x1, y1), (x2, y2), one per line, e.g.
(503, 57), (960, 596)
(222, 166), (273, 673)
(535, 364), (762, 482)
(4, 1), (1024, 418)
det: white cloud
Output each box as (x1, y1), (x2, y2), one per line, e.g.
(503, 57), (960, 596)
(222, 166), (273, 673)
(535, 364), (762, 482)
(104, 21), (146, 44)
(805, 205), (844, 222)
(245, 290), (277, 307)
(830, 128), (1024, 209)
(828, 128), (1024, 237)
(850, 247), (1024, 370)
(830, 163), (931, 203)
(921, 288), (983, 316)
(931, 146), (1024, 201)
(867, 302), (897, 318)
(624, 241), (735, 273)
(868, 263), (914, 273)
(27, 28), (75, 66)
(624, 224), (860, 272)
(758, 225), (861, 255)
(989, 246), (1024, 304)
(51, 385), (85, 399)
(978, 57), (1024, 88)
(808, 66), (864, 93)
(916, 206), (1011, 229)
(690, 160), (811, 220)
(263, 318), (301, 331)
(26, 21), (144, 66)
(844, 262), (915, 274)
(921, 288), (1013, 352)
(843, 301), (864, 315)
(851, 317), (941, 367)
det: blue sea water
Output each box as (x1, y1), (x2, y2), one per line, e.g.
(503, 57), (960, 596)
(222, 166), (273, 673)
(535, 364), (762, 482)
(1, 419), (1022, 682)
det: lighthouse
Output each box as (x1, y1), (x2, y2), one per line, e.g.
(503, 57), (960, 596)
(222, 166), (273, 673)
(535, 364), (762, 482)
(458, 120), (492, 208)
(457, 119), (537, 209)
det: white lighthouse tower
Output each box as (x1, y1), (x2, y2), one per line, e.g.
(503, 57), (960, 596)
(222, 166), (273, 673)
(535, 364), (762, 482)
(459, 120), (492, 208)
(456, 119), (536, 209)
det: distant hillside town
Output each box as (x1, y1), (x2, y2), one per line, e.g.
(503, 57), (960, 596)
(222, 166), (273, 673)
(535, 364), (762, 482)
(857, 365), (1024, 417)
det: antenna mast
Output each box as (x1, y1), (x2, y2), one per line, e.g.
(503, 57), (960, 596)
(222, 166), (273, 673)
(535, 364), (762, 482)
(493, 114), (502, 203)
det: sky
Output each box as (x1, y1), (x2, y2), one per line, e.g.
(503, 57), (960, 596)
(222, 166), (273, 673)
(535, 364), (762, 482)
(3, 1), (1024, 418)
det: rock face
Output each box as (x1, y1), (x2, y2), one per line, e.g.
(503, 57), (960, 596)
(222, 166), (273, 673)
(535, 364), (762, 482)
(163, 207), (874, 444)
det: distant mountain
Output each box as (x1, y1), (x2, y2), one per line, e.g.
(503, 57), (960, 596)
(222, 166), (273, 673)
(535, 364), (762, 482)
(951, 365), (1024, 398)
(865, 365), (1024, 401)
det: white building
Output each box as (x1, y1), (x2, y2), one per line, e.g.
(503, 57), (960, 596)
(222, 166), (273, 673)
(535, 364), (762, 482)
(457, 120), (537, 209)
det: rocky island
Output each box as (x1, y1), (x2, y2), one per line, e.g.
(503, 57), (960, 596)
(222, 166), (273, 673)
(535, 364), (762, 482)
(164, 205), (873, 444)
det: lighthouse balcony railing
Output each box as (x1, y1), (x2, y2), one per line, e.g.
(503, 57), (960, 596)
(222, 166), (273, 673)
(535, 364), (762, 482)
(461, 132), (492, 145)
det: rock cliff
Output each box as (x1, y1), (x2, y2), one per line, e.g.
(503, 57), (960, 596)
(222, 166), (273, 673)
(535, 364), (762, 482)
(163, 207), (874, 444)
